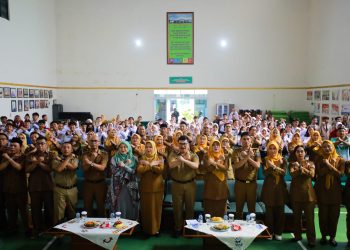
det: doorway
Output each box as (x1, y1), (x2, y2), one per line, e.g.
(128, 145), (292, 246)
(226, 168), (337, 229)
(154, 90), (207, 122)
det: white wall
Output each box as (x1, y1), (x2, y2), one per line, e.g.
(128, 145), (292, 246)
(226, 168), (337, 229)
(55, 89), (154, 121)
(0, 0), (56, 120)
(306, 0), (350, 85)
(56, 0), (308, 87)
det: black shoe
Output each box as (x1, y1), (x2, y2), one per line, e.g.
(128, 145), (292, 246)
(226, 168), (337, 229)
(347, 242), (350, 248)
(292, 236), (302, 242)
(172, 230), (181, 238)
(308, 242), (316, 248)
(320, 237), (327, 245)
(329, 238), (337, 247)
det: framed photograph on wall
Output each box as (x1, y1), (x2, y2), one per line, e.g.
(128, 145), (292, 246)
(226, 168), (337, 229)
(23, 88), (29, 98)
(11, 100), (17, 112)
(0, 88), (3, 98)
(18, 100), (23, 112)
(322, 90), (330, 101)
(24, 100), (29, 111)
(17, 88), (23, 98)
(39, 90), (44, 98)
(29, 89), (34, 98)
(35, 100), (40, 109)
(342, 88), (350, 102)
(314, 90), (321, 101)
(40, 100), (45, 109)
(10, 88), (16, 98)
(322, 104), (329, 114)
(341, 104), (350, 115)
(167, 12), (194, 64)
(29, 100), (34, 109)
(45, 100), (49, 108)
(34, 89), (40, 98)
(3, 87), (10, 98)
(49, 90), (53, 99)
(44, 90), (49, 98)
(331, 104), (339, 115)
(332, 89), (340, 101)
(306, 91), (313, 100)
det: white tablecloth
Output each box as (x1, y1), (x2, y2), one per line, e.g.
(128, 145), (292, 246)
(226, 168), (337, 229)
(185, 220), (267, 250)
(54, 218), (138, 250)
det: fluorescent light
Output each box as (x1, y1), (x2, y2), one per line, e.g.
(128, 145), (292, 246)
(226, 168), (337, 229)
(135, 39), (142, 47)
(220, 40), (227, 48)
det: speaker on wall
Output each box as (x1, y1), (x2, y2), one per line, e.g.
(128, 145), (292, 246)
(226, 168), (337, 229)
(52, 104), (63, 121)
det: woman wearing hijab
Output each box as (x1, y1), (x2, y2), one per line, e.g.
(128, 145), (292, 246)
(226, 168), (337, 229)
(288, 133), (303, 162)
(289, 145), (316, 247)
(107, 141), (139, 220)
(305, 131), (323, 162)
(315, 140), (345, 246)
(203, 140), (228, 217)
(261, 141), (288, 240)
(193, 134), (208, 179)
(137, 141), (164, 236)
(104, 128), (121, 159)
(171, 130), (183, 154)
(220, 136), (234, 180)
(267, 128), (283, 153)
(131, 133), (145, 160)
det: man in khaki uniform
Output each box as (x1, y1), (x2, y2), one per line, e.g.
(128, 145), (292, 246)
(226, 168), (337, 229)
(168, 135), (199, 237)
(233, 132), (261, 220)
(82, 134), (108, 217)
(52, 142), (79, 224)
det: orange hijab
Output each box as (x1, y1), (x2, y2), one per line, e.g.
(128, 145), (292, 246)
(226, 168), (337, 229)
(154, 135), (166, 154)
(265, 141), (283, 184)
(207, 140), (225, 181)
(131, 133), (145, 153)
(172, 130), (183, 148)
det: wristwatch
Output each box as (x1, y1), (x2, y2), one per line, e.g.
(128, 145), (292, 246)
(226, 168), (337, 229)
(90, 162), (94, 168)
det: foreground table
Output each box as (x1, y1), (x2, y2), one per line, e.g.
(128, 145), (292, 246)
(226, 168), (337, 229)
(184, 220), (271, 250)
(47, 218), (138, 250)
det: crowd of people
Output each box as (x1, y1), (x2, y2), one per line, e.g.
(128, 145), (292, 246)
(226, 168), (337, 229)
(0, 110), (349, 248)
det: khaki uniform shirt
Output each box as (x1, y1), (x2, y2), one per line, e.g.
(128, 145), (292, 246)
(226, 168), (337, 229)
(82, 149), (108, 181)
(232, 147), (260, 181)
(168, 151), (199, 182)
(52, 156), (79, 187)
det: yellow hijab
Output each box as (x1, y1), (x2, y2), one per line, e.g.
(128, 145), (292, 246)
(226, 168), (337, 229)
(18, 133), (28, 154)
(143, 140), (158, 162)
(289, 133), (303, 148)
(207, 140), (225, 181)
(306, 131), (322, 152)
(194, 134), (208, 153)
(269, 128), (282, 145)
(321, 140), (339, 189)
(265, 141), (283, 184)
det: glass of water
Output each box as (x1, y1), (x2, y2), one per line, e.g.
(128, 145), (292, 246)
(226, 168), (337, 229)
(205, 214), (211, 224)
(81, 211), (87, 222)
(224, 214), (228, 222)
(249, 213), (256, 224)
(115, 211), (121, 220)
(228, 213), (234, 223)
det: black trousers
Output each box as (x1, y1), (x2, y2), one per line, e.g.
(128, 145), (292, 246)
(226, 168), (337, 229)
(30, 191), (53, 233)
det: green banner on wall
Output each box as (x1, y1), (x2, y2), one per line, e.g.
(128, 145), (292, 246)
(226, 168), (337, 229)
(167, 12), (194, 64)
(169, 76), (192, 84)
